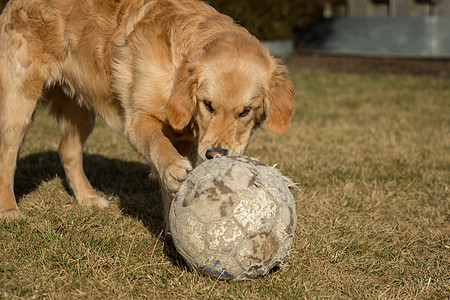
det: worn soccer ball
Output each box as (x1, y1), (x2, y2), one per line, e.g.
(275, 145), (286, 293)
(169, 156), (297, 280)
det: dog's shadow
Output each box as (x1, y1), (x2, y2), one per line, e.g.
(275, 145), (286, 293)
(14, 151), (165, 237)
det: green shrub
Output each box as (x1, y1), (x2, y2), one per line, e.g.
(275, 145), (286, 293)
(206, 0), (323, 40)
(0, 0), (8, 12)
(0, 0), (323, 40)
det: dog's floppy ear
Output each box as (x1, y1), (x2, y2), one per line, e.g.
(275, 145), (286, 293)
(264, 63), (295, 135)
(167, 60), (197, 130)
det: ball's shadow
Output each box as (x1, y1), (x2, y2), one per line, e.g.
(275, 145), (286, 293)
(14, 151), (165, 237)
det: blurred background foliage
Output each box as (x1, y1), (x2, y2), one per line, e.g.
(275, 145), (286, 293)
(0, 0), (325, 40)
(0, 0), (7, 11)
(206, 0), (324, 40)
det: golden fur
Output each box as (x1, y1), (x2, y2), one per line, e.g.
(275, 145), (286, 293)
(0, 0), (295, 224)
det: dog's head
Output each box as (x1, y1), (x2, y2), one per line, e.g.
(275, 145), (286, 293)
(166, 38), (295, 161)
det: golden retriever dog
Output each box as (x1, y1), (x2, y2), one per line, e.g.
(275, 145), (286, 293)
(0, 0), (294, 227)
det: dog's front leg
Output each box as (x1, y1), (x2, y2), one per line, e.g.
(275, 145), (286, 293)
(125, 115), (193, 193)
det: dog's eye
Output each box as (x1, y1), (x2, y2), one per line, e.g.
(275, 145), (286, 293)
(203, 100), (214, 113)
(238, 107), (251, 118)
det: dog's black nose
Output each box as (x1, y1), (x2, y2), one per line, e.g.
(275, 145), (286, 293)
(205, 148), (228, 160)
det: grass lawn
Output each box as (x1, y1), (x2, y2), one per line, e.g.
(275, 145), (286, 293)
(1, 63), (449, 299)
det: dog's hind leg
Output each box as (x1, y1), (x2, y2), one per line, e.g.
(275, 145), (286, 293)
(49, 88), (109, 209)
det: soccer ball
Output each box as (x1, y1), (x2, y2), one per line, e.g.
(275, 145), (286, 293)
(169, 156), (297, 280)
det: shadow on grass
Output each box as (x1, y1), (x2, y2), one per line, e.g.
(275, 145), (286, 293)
(14, 151), (166, 237)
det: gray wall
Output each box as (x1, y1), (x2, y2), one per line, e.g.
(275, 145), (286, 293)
(301, 16), (450, 58)
(326, 0), (450, 17)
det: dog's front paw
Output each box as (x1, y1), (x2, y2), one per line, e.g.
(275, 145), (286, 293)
(162, 158), (193, 192)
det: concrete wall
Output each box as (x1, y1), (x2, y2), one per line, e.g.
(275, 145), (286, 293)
(326, 0), (450, 17)
(300, 16), (450, 58)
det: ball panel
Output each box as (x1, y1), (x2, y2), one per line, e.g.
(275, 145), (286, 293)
(236, 232), (280, 277)
(225, 163), (261, 190)
(232, 189), (277, 234)
(186, 177), (236, 223)
(195, 254), (242, 279)
(206, 219), (245, 252)
(175, 180), (196, 208)
(228, 156), (267, 167)
(274, 203), (296, 237)
(172, 212), (206, 256)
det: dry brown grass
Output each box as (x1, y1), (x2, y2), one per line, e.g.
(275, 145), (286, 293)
(1, 64), (449, 299)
